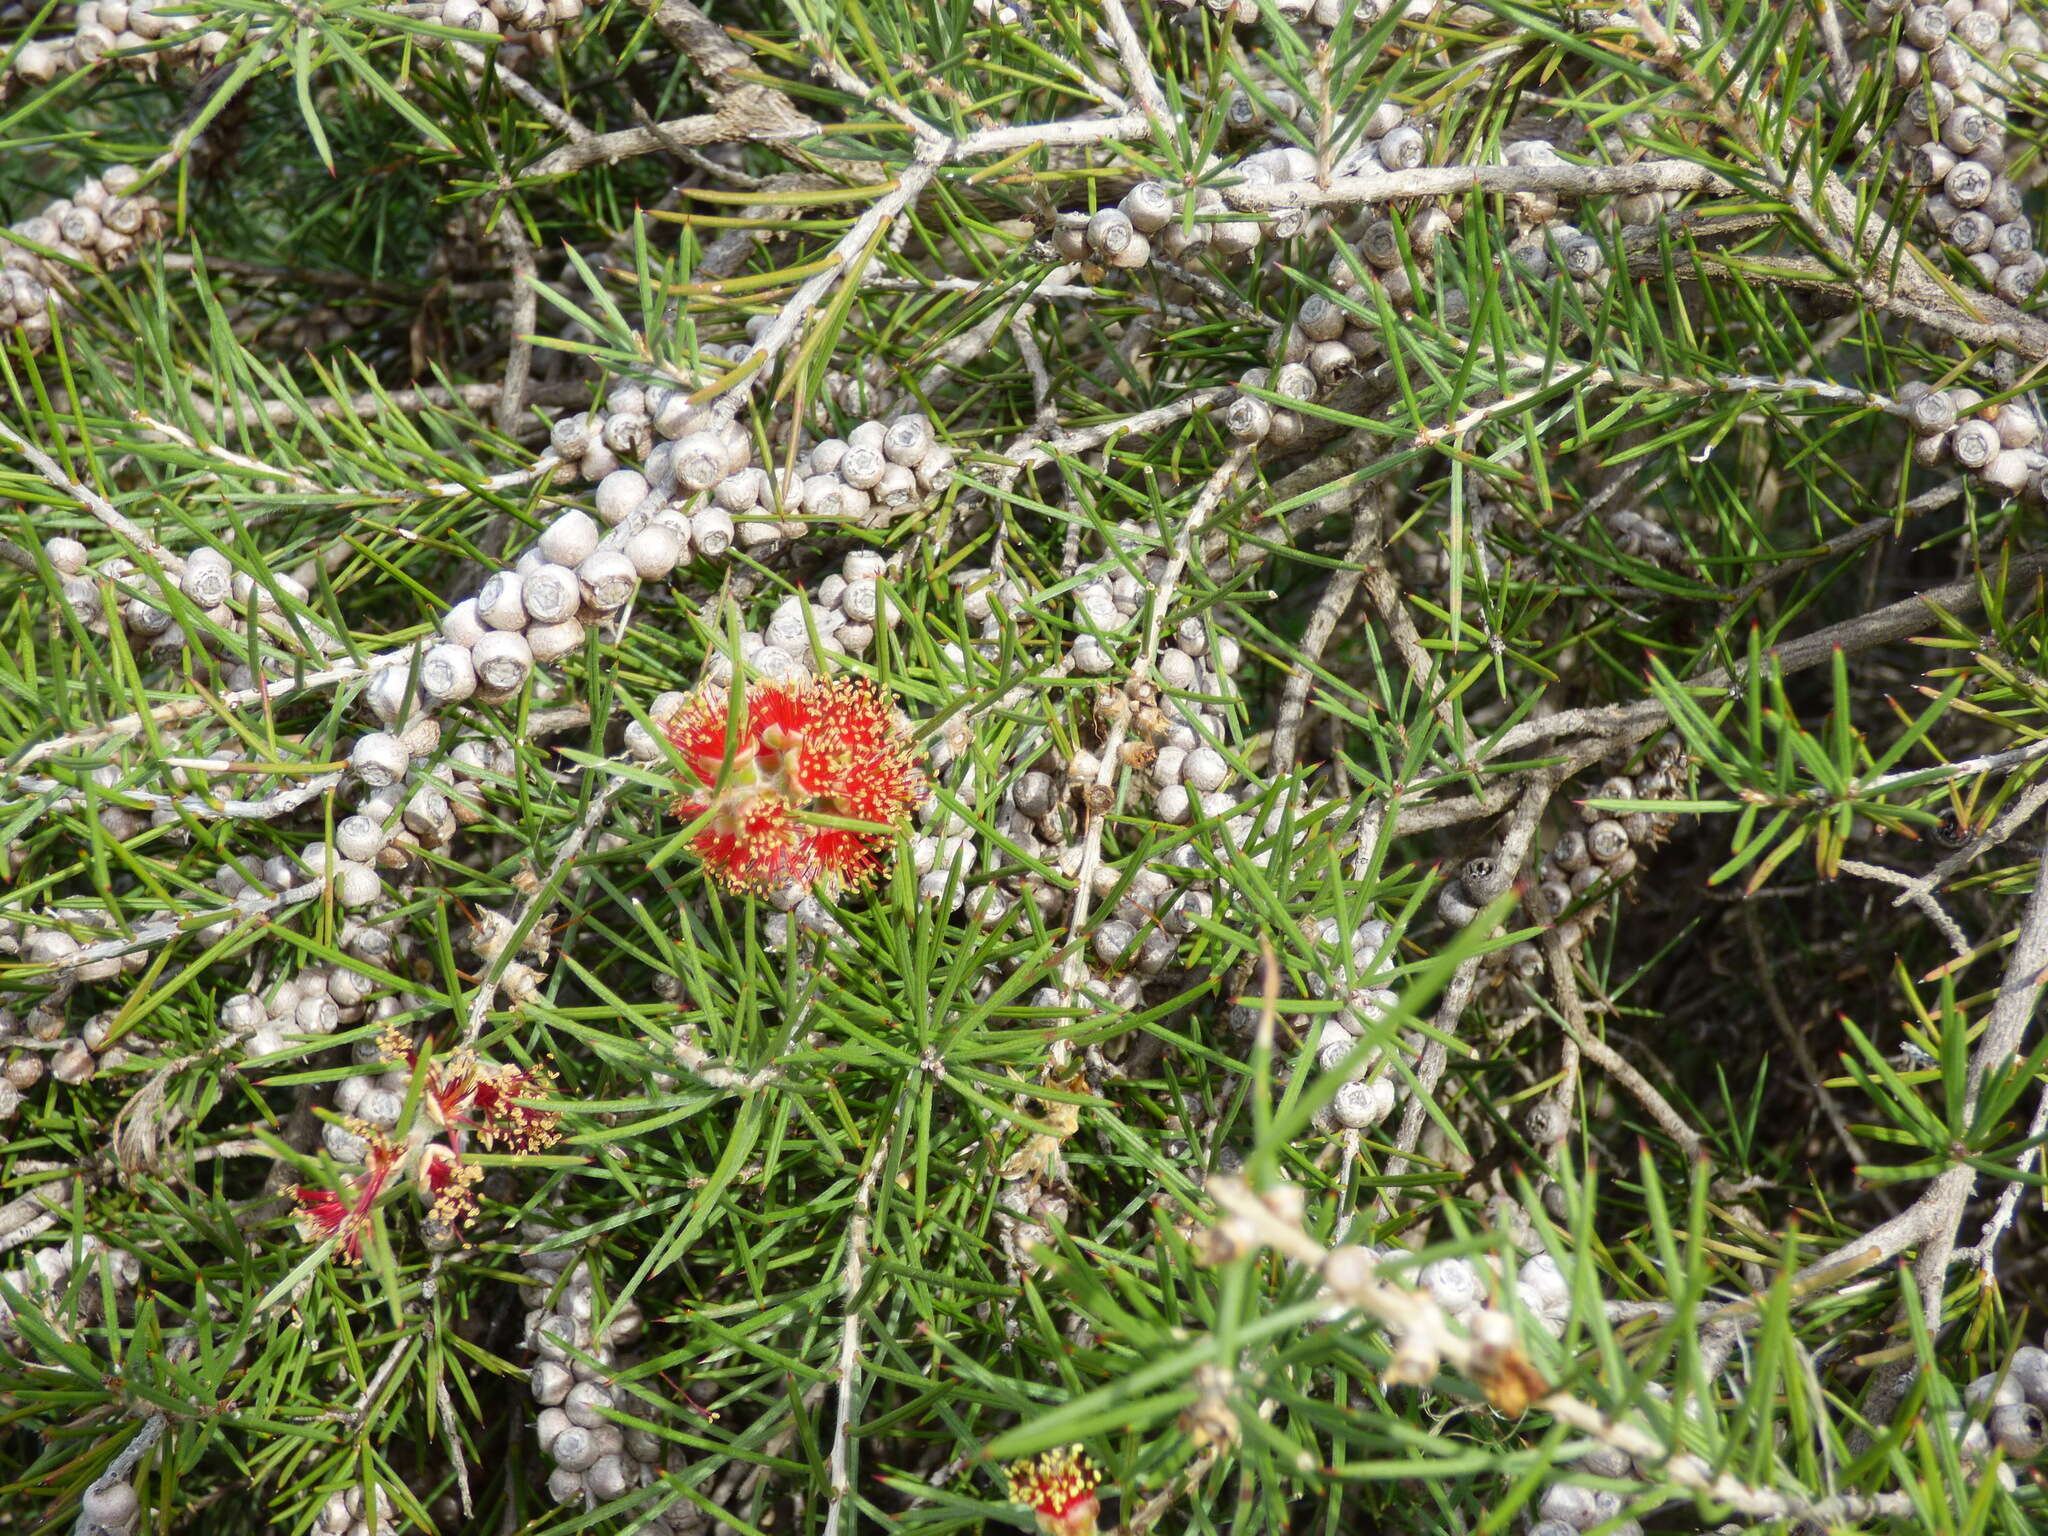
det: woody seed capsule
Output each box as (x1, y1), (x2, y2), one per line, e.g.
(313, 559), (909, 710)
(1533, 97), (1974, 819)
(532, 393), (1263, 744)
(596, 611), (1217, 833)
(1087, 208), (1135, 258)
(578, 550), (638, 611)
(594, 469), (648, 525)
(1952, 418), (2000, 468)
(518, 564), (581, 625)
(1377, 123), (1425, 169)
(351, 733), (409, 788)
(884, 414), (936, 466)
(626, 523), (683, 579)
(1121, 181), (1173, 233)
(1946, 158), (1994, 208)
(1949, 210), (1995, 253)
(477, 571), (527, 630)
(526, 618), (586, 662)
(472, 630), (534, 690)
(181, 548), (232, 607)
(538, 509), (599, 566)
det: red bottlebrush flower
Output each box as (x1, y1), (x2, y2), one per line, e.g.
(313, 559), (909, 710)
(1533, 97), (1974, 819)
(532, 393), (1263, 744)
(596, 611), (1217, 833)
(664, 676), (925, 895)
(465, 1062), (562, 1154)
(391, 1028), (563, 1155)
(293, 1129), (401, 1262)
(1004, 1445), (1102, 1536)
(417, 1143), (483, 1236)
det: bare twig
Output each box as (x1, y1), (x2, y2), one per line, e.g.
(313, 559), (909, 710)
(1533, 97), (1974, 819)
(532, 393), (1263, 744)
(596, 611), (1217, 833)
(1838, 858), (1971, 958)
(1210, 1178), (1919, 1525)
(1542, 929), (1704, 1161)
(494, 208), (540, 441)
(1269, 502), (1379, 778)
(821, 1113), (896, 1536)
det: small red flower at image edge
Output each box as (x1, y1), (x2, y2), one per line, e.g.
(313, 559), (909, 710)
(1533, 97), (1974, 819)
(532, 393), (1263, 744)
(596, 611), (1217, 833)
(1005, 1444), (1102, 1536)
(664, 675), (926, 896)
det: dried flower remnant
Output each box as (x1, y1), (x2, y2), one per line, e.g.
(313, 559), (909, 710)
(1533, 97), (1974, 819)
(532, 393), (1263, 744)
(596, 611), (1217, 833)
(1005, 1444), (1103, 1536)
(664, 676), (926, 894)
(294, 1031), (562, 1263)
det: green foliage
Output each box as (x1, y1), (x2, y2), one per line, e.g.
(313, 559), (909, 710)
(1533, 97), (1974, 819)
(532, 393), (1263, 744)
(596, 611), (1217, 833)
(1, 0), (2048, 1532)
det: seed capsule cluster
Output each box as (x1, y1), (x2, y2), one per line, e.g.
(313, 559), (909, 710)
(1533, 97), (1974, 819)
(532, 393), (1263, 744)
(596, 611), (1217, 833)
(1, 166), (162, 350)
(519, 1237), (678, 1515)
(0, 0), (581, 98)
(1511, 743), (1686, 972)
(0, 0), (227, 98)
(1302, 916), (1405, 1132)
(1882, 0), (2045, 302)
(311, 1486), (405, 1536)
(1900, 378), (2048, 499)
(1405, 1249), (1579, 1340)
(1161, 0), (1440, 30)
(46, 530), (359, 685)
(1527, 1477), (1636, 1536)
(0, 911), (160, 1110)
(1955, 1345), (2048, 1480)
(415, 0), (582, 57)
(216, 961), (361, 1064)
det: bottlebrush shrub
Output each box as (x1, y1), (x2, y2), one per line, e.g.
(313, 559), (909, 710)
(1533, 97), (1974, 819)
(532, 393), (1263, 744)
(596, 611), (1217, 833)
(8, 0), (2048, 1532)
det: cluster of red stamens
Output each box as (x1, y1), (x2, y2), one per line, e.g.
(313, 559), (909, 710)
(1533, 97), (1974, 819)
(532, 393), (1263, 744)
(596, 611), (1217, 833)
(664, 676), (926, 895)
(1004, 1444), (1103, 1536)
(293, 1028), (560, 1263)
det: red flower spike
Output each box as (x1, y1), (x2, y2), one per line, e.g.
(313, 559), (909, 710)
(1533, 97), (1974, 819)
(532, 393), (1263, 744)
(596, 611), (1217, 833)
(467, 1061), (562, 1154)
(1004, 1445), (1102, 1536)
(417, 1143), (484, 1236)
(665, 676), (925, 896)
(293, 1128), (402, 1263)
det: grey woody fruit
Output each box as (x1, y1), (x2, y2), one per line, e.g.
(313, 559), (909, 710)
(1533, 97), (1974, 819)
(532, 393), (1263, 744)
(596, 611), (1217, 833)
(519, 563), (581, 624)
(1121, 180), (1173, 233)
(1981, 448), (2036, 495)
(350, 733), (409, 788)
(625, 523), (684, 579)
(323, 834), (384, 895)
(539, 509), (600, 567)
(1585, 819), (1631, 863)
(1536, 1484), (1599, 1527)
(1106, 231), (1151, 269)
(690, 506), (736, 557)
(442, 598), (487, 648)
(1437, 881), (1480, 926)
(595, 468), (649, 523)
(884, 414), (935, 466)
(332, 862), (381, 908)
(1982, 1400), (2048, 1458)
(44, 536), (89, 575)
(81, 1479), (139, 1526)
(564, 1380), (612, 1428)
(181, 547), (232, 607)
(476, 570), (527, 630)
(419, 643), (477, 705)
(1952, 418), (2000, 468)
(471, 630), (534, 690)
(551, 1424), (599, 1470)
(585, 1454), (630, 1499)
(1377, 123), (1425, 169)
(1949, 210), (1995, 253)
(1086, 208), (1135, 258)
